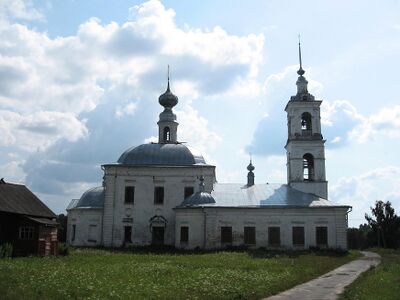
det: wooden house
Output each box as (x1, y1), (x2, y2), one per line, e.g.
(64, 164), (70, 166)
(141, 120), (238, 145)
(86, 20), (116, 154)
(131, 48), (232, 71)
(0, 179), (58, 256)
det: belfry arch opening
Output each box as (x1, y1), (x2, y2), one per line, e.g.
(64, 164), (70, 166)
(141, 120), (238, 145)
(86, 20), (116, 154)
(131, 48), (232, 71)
(303, 153), (314, 181)
(163, 127), (170, 142)
(301, 112), (312, 132)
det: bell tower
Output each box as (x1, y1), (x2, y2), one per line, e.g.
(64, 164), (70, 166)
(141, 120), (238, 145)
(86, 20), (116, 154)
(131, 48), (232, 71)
(285, 40), (328, 199)
(158, 67), (179, 144)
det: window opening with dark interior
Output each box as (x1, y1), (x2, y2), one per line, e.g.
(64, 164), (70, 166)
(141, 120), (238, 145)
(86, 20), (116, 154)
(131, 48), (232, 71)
(316, 226), (328, 247)
(184, 187), (194, 199)
(124, 226), (132, 244)
(268, 227), (280, 246)
(125, 186), (135, 204)
(180, 226), (189, 244)
(244, 226), (256, 245)
(154, 187), (164, 205)
(301, 112), (312, 134)
(221, 226), (232, 244)
(303, 153), (315, 181)
(163, 127), (170, 142)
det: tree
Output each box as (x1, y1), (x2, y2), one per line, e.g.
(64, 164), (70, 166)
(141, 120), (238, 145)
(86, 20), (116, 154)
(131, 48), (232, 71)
(365, 200), (400, 249)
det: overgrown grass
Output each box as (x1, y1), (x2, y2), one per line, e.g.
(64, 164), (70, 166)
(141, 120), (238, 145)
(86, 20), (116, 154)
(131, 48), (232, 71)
(340, 248), (400, 300)
(0, 248), (360, 300)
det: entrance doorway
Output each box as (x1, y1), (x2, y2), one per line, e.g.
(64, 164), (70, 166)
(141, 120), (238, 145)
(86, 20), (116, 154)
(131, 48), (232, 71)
(152, 227), (165, 245)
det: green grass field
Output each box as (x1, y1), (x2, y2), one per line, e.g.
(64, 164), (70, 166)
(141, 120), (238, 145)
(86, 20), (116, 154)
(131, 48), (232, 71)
(340, 248), (400, 300)
(0, 248), (360, 300)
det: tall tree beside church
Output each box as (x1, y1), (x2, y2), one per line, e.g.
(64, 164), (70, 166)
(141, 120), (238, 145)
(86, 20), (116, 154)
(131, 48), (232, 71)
(365, 200), (400, 249)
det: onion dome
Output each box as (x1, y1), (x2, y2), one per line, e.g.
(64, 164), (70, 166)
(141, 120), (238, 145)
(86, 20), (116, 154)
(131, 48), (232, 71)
(67, 187), (104, 209)
(247, 160), (255, 172)
(158, 80), (178, 109)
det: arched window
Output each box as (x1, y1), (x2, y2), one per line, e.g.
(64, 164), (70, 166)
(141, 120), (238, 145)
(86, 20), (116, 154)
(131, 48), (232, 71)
(163, 127), (170, 142)
(301, 112), (312, 132)
(303, 153), (314, 181)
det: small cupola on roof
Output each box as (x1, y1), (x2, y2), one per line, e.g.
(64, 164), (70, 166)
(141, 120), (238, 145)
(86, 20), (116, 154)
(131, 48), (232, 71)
(158, 66), (179, 144)
(291, 37), (315, 102)
(247, 157), (255, 186)
(180, 176), (216, 206)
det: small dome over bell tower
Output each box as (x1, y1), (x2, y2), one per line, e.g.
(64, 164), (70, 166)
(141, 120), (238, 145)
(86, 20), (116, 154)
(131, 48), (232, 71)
(157, 66), (179, 144)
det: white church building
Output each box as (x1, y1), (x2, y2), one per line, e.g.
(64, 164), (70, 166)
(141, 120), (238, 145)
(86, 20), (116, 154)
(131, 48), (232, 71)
(67, 47), (351, 250)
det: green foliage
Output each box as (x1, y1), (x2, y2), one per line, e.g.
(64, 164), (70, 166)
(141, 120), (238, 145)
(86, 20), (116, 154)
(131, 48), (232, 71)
(0, 243), (13, 259)
(0, 248), (359, 300)
(365, 200), (400, 248)
(341, 248), (400, 300)
(58, 243), (69, 256)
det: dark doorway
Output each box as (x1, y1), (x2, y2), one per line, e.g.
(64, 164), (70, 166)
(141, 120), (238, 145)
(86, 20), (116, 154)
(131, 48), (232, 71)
(124, 226), (132, 244)
(152, 227), (165, 245)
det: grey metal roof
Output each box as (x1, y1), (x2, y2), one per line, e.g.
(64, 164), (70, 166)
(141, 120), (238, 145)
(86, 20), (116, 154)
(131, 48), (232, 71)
(67, 186), (104, 210)
(181, 192), (216, 206)
(178, 183), (347, 208)
(117, 143), (206, 166)
(0, 182), (56, 218)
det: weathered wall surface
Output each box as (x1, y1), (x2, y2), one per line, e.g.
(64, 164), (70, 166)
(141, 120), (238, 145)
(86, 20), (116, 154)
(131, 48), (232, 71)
(175, 207), (348, 249)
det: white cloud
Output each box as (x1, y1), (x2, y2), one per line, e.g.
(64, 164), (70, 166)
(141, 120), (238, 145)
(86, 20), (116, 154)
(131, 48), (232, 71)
(331, 166), (400, 227)
(115, 102), (138, 118)
(0, 0), (43, 21)
(0, 110), (88, 151)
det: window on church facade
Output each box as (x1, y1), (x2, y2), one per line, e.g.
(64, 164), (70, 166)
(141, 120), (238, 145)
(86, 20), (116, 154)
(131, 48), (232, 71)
(301, 112), (312, 134)
(221, 226), (232, 244)
(154, 187), (164, 205)
(72, 224), (76, 241)
(88, 224), (97, 242)
(292, 226), (305, 246)
(268, 227), (280, 246)
(316, 226), (328, 247)
(163, 127), (170, 142)
(244, 226), (256, 245)
(184, 187), (194, 199)
(180, 226), (189, 244)
(303, 153), (315, 181)
(125, 186), (135, 204)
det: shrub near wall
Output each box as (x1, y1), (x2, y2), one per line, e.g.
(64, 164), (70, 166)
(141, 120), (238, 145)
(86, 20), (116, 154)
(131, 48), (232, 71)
(0, 243), (13, 258)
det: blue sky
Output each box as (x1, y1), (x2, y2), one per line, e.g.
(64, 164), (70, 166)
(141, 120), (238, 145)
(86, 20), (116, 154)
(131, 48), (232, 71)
(1, 0), (399, 227)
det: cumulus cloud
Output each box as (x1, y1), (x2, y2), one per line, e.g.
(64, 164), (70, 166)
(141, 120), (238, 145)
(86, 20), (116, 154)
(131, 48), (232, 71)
(0, 0), (264, 213)
(331, 166), (400, 227)
(247, 64), (400, 156)
(0, 0), (43, 21)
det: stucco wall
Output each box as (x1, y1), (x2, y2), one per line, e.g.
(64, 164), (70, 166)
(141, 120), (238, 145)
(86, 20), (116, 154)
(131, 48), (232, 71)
(102, 165), (216, 247)
(175, 207), (348, 250)
(67, 208), (103, 247)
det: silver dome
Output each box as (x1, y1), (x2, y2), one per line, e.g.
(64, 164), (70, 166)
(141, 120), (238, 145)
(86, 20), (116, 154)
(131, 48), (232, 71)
(69, 187), (104, 209)
(117, 143), (206, 166)
(180, 191), (216, 206)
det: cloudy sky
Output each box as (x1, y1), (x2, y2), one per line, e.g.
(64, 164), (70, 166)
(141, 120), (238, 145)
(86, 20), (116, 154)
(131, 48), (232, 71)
(1, 0), (399, 227)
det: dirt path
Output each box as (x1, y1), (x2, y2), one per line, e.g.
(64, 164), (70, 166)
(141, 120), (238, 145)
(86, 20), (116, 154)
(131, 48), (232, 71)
(264, 251), (381, 300)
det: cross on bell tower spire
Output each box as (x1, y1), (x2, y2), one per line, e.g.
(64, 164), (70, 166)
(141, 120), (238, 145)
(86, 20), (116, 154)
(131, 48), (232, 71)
(297, 35), (305, 76)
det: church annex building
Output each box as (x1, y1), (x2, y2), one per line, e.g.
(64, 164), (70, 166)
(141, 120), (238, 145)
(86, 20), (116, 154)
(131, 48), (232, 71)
(66, 47), (351, 250)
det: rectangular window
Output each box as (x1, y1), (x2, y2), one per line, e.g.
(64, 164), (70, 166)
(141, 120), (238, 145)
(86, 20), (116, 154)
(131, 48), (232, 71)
(124, 226), (132, 243)
(292, 226), (305, 246)
(268, 227), (280, 246)
(125, 186), (135, 204)
(244, 226), (256, 245)
(184, 187), (194, 199)
(72, 224), (76, 241)
(180, 226), (189, 244)
(88, 224), (97, 242)
(154, 187), (164, 205)
(221, 226), (232, 244)
(19, 226), (34, 240)
(316, 226), (328, 246)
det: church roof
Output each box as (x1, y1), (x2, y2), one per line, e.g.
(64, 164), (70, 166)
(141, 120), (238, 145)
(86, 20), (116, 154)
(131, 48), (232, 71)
(177, 183), (349, 208)
(67, 186), (104, 210)
(116, 143), (207, 166)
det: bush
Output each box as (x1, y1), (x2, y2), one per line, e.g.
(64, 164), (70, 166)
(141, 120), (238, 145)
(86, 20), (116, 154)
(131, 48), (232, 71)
(58, 243), (69, 256)
(0, 243), (13, 258)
